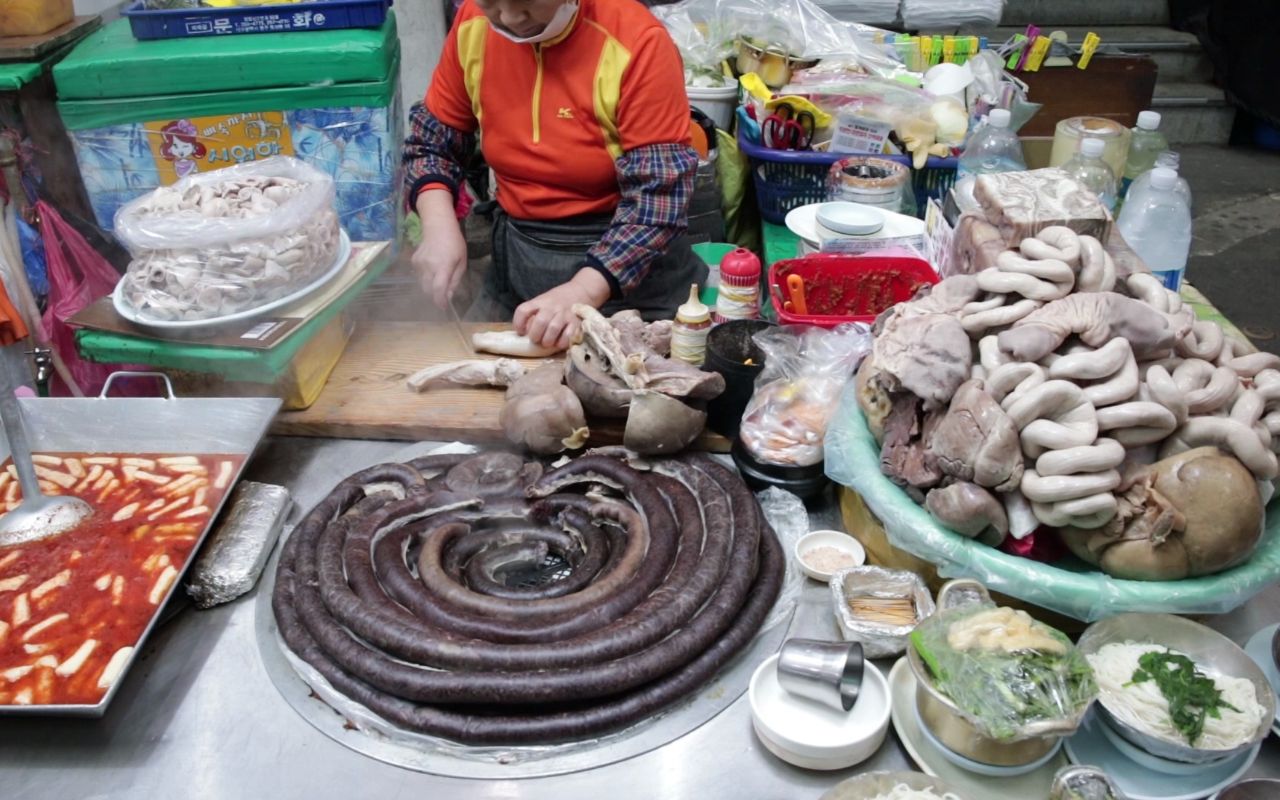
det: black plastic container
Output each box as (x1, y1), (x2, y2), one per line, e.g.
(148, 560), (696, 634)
(704, 319), (775, 437)
(730, 437), (830, 501)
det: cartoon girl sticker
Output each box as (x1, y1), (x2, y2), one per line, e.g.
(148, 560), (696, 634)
(159, 120), (207, 180)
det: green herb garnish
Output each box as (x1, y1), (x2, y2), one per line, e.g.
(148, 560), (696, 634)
(1127, 650), (1240, 745)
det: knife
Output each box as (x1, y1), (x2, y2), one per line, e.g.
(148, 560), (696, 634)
(445, 296), (475, 356)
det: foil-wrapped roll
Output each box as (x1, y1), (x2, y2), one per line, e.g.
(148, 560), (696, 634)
(829, 565), (935, 658)
(185, 481), (291, 609)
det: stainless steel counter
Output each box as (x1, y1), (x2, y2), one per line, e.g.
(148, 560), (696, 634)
(1, 436), (1276, 798)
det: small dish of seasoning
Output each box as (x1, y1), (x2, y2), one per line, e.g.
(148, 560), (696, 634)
(795, 530), (866, 582)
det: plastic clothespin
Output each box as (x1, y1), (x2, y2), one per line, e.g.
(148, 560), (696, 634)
(1015, 25), (1040, 70)
(894, 33), (912, 69)
(930, 35), (944, 66)
(1077, 32), (1101, 69)
(1024, 36), (1052, 71)
(942, 36), (956, 64)
(1044, 31), (1075, 67)
(1004, 34), (1028, 69)
(918, 36), (931, 72)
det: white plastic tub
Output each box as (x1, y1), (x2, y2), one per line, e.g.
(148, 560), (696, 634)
(687, 84), (738, 131)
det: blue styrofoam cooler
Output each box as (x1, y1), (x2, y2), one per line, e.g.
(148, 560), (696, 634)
(123, 0), (393, 41)
(56, 14), (403, 244)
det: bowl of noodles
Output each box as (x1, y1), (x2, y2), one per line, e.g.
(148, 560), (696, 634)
(820, 770), (967, 800)
(1078, 613), (1276, 765)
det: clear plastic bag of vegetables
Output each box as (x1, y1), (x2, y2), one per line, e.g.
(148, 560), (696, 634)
(909, 581), (1097, 740)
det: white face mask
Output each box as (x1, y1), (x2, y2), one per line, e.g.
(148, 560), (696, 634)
(490, 2), (578, 45)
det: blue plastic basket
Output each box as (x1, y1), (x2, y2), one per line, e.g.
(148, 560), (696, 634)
(123, 0), (393, 40)
(739, 132), (957, 223)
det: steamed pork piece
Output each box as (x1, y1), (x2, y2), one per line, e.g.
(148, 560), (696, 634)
(974, 168), (1112, 242)
(472, 331), (564, 358)
(880, 393), (942, 497)
(998, 293), (1175, 363)
(929, 380), (1024, 491)
(872, 313), (972, 410)
(924, 482), (1008, 545)
(500, 364), (589, 455)
(1060, 447), (1264, 580)
(406, 359), (528, 392)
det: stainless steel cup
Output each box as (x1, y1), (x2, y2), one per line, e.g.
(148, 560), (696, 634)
(776, 638), (864, 712)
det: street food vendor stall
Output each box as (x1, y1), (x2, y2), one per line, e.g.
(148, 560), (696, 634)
(0, 0), (1278, 798)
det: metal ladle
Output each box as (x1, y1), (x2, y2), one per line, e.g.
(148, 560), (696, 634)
(0, 351), (91, 546)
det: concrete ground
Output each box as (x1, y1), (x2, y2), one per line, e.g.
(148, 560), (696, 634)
(371, 145), (1280, 355)
(1181, 145), (1280, 355)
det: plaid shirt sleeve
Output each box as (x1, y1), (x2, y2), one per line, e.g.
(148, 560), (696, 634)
(402, 102), (477, 208)
(583, 142), (697, 298)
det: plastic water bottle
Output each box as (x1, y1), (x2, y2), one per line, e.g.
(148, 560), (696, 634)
(1121, 111), (1169, 196)
(956, 109), (1027, 180)
(1062, 137), (1118, 212)
(1117, 167), (1192, 291)
(1123, 150), (1191, 211)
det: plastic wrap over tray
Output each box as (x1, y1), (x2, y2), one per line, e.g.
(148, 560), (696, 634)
(830, 564), (934, 658)
(823, 383), (1280, 621)
(113, 157), (342, 322)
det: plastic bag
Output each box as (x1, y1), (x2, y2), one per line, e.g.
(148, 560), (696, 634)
(649, 2), (736, 85)
(910, 601), (1097, 740)
(17, 217), (47, 301)
(740, 323), (871, 466)
(652, 0), (908, 81)
(114, 156), (341, 322)
(965, 51), (1040, 130)
(37, 201), (129, 397)
(824, 388), (1280, 621)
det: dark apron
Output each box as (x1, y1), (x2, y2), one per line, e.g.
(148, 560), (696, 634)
(468, 210), (707, 322)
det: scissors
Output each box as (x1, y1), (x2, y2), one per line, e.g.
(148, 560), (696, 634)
(762, 102), (816, 151)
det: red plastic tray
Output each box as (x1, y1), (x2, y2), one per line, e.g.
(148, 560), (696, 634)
(768, 253), (938, 327)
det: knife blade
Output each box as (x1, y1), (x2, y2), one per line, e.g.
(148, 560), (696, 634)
(445, 296), (475, 356)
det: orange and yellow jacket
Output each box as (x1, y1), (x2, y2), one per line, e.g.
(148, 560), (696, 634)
(405, 0), (697, 295)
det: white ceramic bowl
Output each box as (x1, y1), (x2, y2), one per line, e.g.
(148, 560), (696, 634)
(816, 202), (885, 236)
(749, 653), (891, 770)
(795, 530), (866, 581)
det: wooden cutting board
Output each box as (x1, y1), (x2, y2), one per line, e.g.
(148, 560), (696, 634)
(272, 321), (731, 451)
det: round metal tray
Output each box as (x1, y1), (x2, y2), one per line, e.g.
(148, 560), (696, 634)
(254, 528), (797, 779)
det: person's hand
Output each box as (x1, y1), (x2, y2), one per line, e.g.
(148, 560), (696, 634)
(413, 189), (467, 309)
(514, 268), (612, 350)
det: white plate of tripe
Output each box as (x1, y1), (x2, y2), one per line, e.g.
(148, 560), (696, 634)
(113, 230), (351, 335)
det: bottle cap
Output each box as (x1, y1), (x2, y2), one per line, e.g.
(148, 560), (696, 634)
(1155, 150), (1180, 170)
(676, 284), (710, 324)
(1136, 110), (1161, 131)
(1150, 167), (1177, 190)
(988, 108), (1011, 128)
(720, 247), (762, 279)
(1080, 137), (1105, 158)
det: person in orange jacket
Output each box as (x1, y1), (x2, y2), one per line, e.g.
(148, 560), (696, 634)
(404, 0), (707, 349)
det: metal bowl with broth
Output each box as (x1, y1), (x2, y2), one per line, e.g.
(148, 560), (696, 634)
(906, 580), (1092, 768)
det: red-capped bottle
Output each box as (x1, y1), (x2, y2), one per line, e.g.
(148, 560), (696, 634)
(713, 248), (762, 323)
